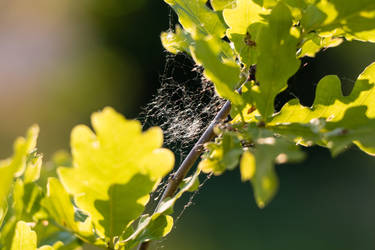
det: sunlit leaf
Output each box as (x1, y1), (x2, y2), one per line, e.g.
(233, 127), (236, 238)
(0, 201), (7, 227)
(190, 35), (243, 105)
(324, 106), (375, 155)
(10, 221), (66, 250)
(11, 221), (37, 250)
(0, 126), (39, 224)
(156, 169), (201, 214)
(42, 178), (96, 244)
(161, 25), (193, 55)
(304, 0), (375, 42)
(163, 0), (227, 37)
(210, 0), (236, 10)
(223, 0), (267, 35)
(120, 214), (173, 249)
(199, 133), (242, 175)
(58, 107), (174, 243)
(240, 151), (255, 181)
(252, 2), (300, 121)
(199, 126), (303, 207)
(24, 155), (43, 184)
(270, 62), (375, 155)
(271, 62), (375, 123)
(121, 169), (200, 248)
(244, 133), (303, 208)
(298, 34), (343, 58)
(223, 0), (268, 66)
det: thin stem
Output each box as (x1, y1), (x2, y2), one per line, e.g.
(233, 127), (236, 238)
(137, 100), (231, 250)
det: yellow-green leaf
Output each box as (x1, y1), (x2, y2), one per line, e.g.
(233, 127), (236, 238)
(270, 62), (375, 155)
(240, 151), (256, 181)
(161, 25), (193, 55)
(121, 169), (200, 248)
(42, 178), (96, 244)
(58, 107), (174, 242)
(210, 0), (236, 10)
(0, 126), (39, 222)
(24, 155), (43, 184)
(199, 127), (304, 208)
(223, 0), (268, 66)
(271, 62), (375, 124)
(11, 221), (37, 250)
(252, 2), (300, 121)
(191, 35), (243, 105)
(163, 0), (227, 37)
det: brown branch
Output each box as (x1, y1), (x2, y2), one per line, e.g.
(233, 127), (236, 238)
(137, 100), (231, 250)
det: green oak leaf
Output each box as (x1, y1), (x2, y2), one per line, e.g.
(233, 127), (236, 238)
(42, 178), (97, 245)
(11, 221), (37, 250)
(58, 107), (174, 244)
(179, 173), (200, 192)
(0, 201), (7, 227)
(240, 134), (304, 208)
(223, 0), (267, 35)
(324, 106), (375, 155)
(12, 180), (43, 221)
(161, 25), (193, 55)
(190, 35), (243, 105)
(156, 169), (201, 215)
(163, 0), (227, 37)
(32, 222), (80, 250)
(24, 154), (43, 184)
(120, 169), (200, 248)
(223, 0), (268, 66)
(305, 0), (375, 42)
(269, 62), (375, 155)
(271, 62), (375, 124)
(300, 4), (328, 31)
(10, 221), (65, 250)
(2, 153), (43, 249)
(2, 178), (43, 249)
(270, 106), (375, 156)
(199, 126), (303, 208)
(120, 214), (173, 249)
(252, 2), (300, 121)
(0, 125), (39, 226)
(210, 0), (236, 10)
(199, 132), (243, 175)
(298, 33), (343, 58)
(253, 0), (279, 8)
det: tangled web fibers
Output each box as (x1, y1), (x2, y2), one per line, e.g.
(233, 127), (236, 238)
(140, 53), (225, 161)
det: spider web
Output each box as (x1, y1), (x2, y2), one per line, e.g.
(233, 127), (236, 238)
(140, 53), (225, 162)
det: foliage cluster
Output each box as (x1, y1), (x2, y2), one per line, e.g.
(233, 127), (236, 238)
(1, 0), (375, 249)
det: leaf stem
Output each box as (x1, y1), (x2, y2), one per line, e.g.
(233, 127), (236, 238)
(137, 100), (231, 250)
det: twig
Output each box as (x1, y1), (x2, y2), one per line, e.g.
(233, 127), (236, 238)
(137, 100), (231, 250)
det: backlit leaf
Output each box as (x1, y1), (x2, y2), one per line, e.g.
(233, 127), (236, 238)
(271, 62), (375, 124)
(252, 2), (300, 121)
(58, 107), (174, 243)
(0, 126), (39, 224)
(223, 0), (268, 66)
(190, 35), (243, 105)
(121, 169), (200, 248)
(163, 0), (227, 37)
(199, 126), (303, 207)
(11, 221), (37, 250)
(210, 0), (236, 10)
(303, 0), (375, 42)
(270, 62), (375, 155)
(42, 178), (97, 244)
(161, 25), (193, 55)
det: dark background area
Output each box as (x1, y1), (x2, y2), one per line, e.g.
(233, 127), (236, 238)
(1, 1), (375, 249)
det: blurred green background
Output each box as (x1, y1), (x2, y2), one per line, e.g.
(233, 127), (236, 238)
(1, 1), (375, 249)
